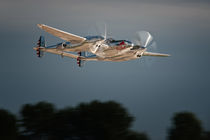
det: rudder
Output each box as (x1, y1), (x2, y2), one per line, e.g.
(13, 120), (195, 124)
(77, 52), (86, 67)
(36, 36), (45, 57)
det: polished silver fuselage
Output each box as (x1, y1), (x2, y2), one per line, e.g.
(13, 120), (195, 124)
(60, 36), (146, 61)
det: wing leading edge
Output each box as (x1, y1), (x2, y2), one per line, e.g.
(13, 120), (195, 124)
(37, 24), (86, 44)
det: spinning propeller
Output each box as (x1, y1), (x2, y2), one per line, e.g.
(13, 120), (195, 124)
(132, 31), (156, 51)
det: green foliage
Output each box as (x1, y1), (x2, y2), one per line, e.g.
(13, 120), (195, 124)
(19, 100), (148, 140)
(3, 101), (210, 140)
(125, 130), (149, 140)
(20, 101), (55, 136)
(76, 101), (133, 137)
(201, 131), (210, 140)
(73, 100), (134, 140)
(0, 109), (18, 140)
(50, 100), (135, 140)
(168, 112), (203, 140)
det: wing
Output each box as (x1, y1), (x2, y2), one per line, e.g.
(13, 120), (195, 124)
(143, 51), (170, 57)
(37, 24), (86, 44)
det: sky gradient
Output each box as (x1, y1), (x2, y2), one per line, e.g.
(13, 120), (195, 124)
(0, 0), (210, 140)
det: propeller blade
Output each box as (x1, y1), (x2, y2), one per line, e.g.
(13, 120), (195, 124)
(136, 31), (153, 48)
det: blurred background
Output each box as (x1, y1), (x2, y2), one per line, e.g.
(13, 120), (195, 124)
(0, 0), (210, 139)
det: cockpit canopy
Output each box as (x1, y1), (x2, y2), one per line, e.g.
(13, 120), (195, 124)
(85, 36), (133, 46)
(105, 38), (133, 46)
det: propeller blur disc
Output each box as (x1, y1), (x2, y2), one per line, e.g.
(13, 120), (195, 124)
(136, 31), (153, 48)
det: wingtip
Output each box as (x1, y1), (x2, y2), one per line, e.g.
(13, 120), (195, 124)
(162, 54), (171, 57)
(37, 24), (44, 28)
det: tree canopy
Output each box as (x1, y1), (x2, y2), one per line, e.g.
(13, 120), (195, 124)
(19, 100), (148, 140)
(1, 100), (210, 140)
(168, 112), (203, 140)
(20, 101), (55, 136)
(0, 109), (18, 140)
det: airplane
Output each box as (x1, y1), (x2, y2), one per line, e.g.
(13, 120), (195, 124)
(34, 24), (170, 67)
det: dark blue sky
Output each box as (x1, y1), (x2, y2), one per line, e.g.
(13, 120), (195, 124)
(0, 0), (210, 139)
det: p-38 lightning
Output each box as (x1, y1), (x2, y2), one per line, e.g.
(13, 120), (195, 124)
(34, 24), (170, 67)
